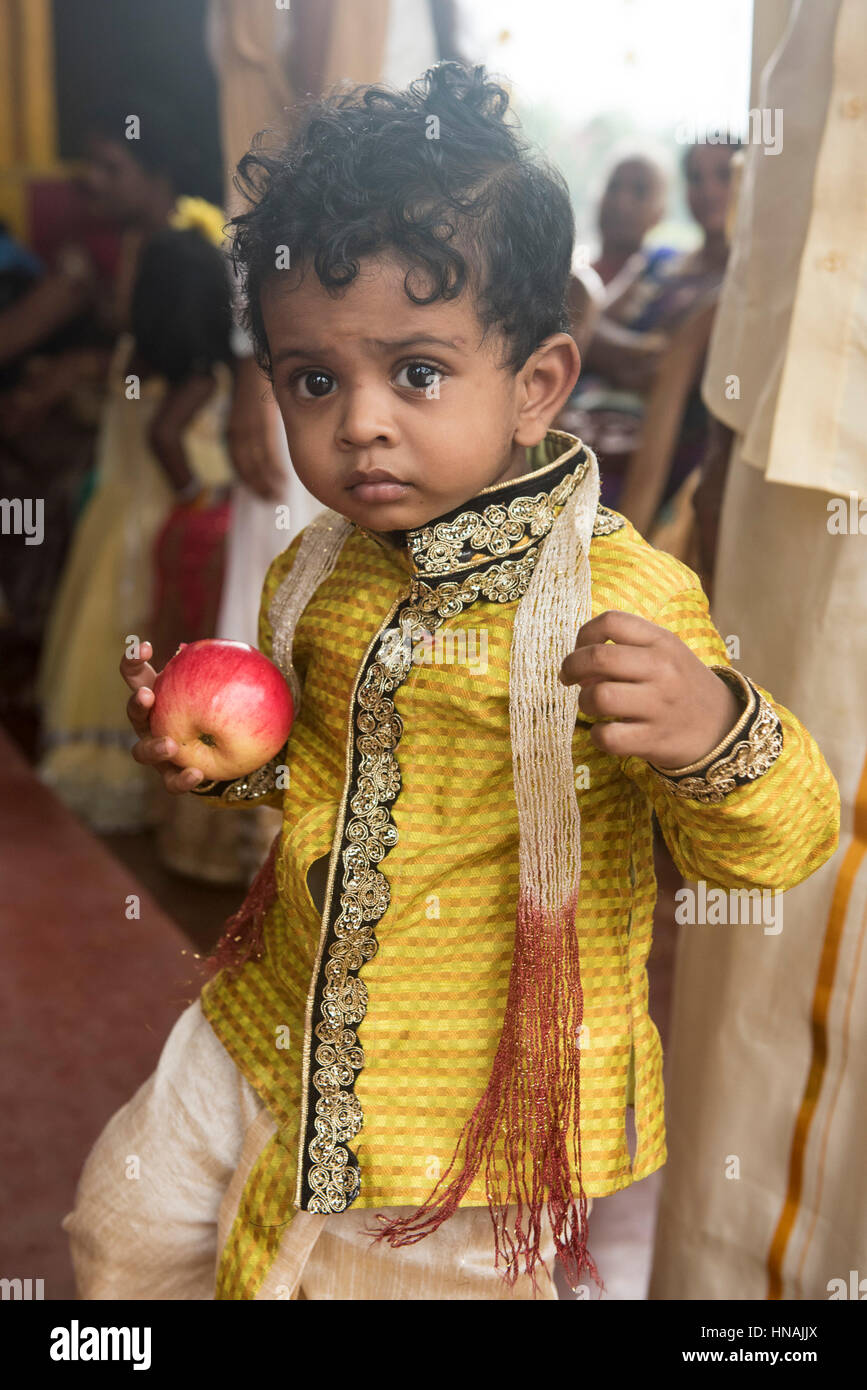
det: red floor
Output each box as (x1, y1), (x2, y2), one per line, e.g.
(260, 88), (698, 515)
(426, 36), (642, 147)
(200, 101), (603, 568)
(0, 724), (211, 1299)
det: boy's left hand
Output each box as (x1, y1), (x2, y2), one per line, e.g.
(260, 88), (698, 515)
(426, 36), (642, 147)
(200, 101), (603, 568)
(560, 609), (742, 769)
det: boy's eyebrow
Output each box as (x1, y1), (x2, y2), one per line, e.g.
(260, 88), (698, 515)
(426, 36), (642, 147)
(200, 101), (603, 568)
(366, 335), (464, 352)
(273, 334), (464, 364)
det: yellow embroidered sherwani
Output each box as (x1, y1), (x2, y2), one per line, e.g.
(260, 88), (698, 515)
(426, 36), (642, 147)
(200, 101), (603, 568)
(193, 431), (839, 1298)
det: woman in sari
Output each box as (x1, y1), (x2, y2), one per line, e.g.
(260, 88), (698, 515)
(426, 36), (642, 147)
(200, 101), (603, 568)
(35, 106), (255, 884)
(560, 139), (740, 511)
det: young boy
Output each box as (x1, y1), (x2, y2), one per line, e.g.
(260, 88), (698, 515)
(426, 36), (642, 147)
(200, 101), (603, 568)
(65, 62), (839, 1302)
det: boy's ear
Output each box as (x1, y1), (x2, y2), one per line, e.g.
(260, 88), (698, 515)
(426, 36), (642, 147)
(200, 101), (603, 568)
(512, 333), (581, 447)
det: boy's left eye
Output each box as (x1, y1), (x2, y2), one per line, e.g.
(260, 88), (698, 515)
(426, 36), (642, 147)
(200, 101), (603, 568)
(394, 361), (443, 391)
(295, 370), (336, 398)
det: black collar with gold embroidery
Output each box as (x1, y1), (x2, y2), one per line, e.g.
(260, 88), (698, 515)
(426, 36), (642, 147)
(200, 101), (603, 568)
(351, 431), (624, 585)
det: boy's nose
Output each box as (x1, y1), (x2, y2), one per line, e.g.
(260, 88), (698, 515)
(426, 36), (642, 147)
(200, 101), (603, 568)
(336, 391), (398, 449)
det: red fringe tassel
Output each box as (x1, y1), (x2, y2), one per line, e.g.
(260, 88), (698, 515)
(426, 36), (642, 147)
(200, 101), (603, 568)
(199, 829), (281, 980)
(371, 886), (605, 1297)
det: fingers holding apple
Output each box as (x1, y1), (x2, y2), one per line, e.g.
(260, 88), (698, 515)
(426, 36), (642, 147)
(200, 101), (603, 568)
(129, 728), (206, 794)
(121, 639), (205, 794)
(120, 638), (157, 725)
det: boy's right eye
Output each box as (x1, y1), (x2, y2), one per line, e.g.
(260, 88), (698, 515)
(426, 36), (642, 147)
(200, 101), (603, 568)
(294, 370), (336, 399)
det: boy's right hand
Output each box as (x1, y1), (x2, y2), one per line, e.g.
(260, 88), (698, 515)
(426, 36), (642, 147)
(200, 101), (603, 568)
(121, 640), (205, 794)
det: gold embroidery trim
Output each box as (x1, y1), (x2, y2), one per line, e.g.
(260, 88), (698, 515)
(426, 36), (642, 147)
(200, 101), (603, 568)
(648, 667), (784, 805)
(189, 743), (288, 805)
(353, 439), (621, 578)
(407, 461), (589, 576)
(293, 594), (404, 1211)
(591, 505), (626, 536)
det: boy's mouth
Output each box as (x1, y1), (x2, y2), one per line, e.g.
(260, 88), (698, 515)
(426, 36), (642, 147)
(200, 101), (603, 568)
(345, 467), (411, 503)
(349, 480), (412, 503)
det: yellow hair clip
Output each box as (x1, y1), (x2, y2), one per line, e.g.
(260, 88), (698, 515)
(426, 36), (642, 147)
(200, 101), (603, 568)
(168, 196), (228, 249)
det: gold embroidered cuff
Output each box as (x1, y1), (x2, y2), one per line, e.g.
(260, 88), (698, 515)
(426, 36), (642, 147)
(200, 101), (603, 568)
(188, 743), (288, 807)
(647, 666), (784, 805)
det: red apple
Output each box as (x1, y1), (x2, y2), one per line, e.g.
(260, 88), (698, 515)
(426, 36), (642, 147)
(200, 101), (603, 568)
(150, 639), (294, 781)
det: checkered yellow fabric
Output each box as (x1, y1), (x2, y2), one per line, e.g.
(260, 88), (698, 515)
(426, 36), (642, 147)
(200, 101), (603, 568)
(201, 509), (839, 1299)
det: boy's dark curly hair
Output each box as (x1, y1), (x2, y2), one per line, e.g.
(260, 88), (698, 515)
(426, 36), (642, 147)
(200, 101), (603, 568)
(230, 62), (575, 376)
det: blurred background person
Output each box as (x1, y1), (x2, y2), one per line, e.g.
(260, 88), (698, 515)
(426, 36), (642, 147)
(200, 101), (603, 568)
(615, 138), (743, 559)
(593, 153), (670, 286)
(35, 99), (238, 843)
(131, 224), (264, 886)
(556, 153), (670, 376)
(555, 150), (672, 456)
(561, 139), (738, 512)
(0, 209), (116, 713)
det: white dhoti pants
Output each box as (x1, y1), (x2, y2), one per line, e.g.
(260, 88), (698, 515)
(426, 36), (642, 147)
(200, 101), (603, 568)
(62, 999), (572, 1300)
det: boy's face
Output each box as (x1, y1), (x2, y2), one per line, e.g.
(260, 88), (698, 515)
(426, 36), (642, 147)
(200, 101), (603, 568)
(261, 253), (579, 537)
